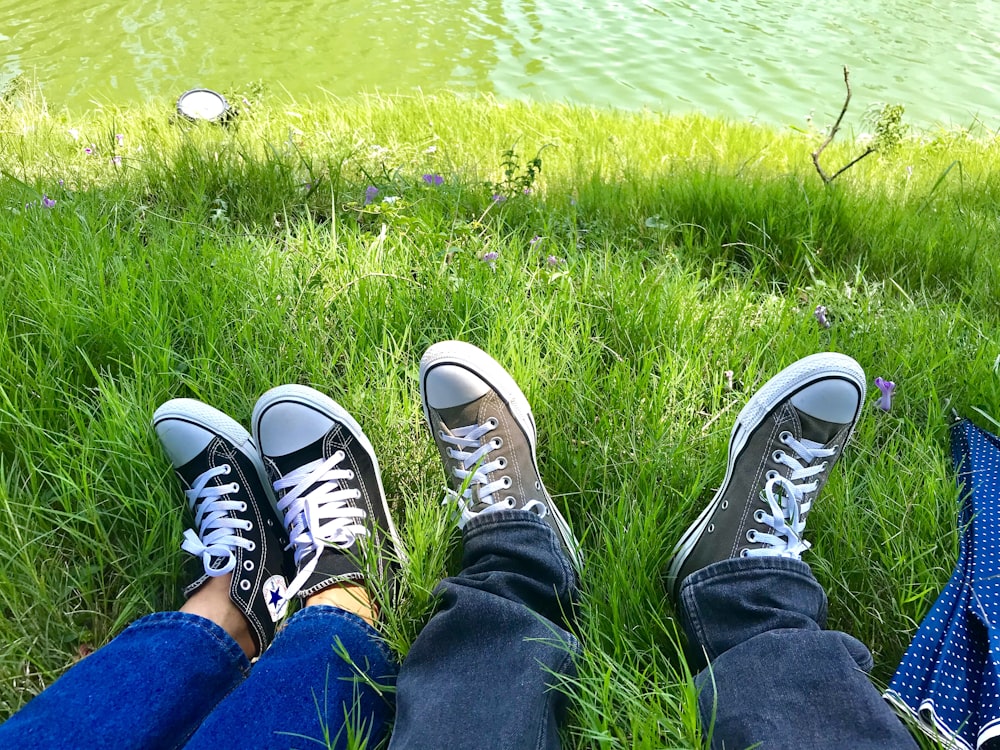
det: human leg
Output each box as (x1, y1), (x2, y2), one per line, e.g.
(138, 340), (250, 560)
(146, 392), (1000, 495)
(0, 399), (291, 748)
(389, 341), (580, 750)
(181, 386), (405, 750)
(666, 353), (918, 750)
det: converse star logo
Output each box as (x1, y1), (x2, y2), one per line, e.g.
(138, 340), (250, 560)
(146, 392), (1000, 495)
(263, 574), (289, 622)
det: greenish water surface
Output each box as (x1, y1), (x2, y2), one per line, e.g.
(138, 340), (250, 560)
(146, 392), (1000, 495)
(4, 0), (1000, 127)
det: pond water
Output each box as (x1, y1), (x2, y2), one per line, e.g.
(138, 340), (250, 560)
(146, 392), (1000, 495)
(4, 0), (1000, 128)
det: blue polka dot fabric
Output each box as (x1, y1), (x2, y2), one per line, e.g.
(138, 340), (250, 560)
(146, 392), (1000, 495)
(886, 419), (1000, 750)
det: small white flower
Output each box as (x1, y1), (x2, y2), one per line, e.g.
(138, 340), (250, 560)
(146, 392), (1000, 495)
(382, 196), (399, 204)
(68, 128), (80, 141)
(424, 145), (437, 154)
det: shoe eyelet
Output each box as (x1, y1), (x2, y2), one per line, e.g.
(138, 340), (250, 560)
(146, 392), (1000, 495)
(487, 418), (499, 429)
(720, 500), (728, 510)
(354, 490), (362, 499)
(230, 483), (240, 493)
(820, 461), (828, 470)
(240, 579), (251, 591)
(740, 548), (750, 557)
(266, 518), (274, 527)
(497, 457), (507, 469)
(238, 502), (247, 512)
(772, 450), (784, 462)
(243, 560), (254, 571)
(766, 471), (778, 481)
(779, 431), (792, 444)
(830, 445), (840, 453)
(707, 523), (715, 533)
(534, 481), (541, 490)
(245, 521), (254, 531)
(246, 541), (256, 551)
(439, 430), (447, 439)
(502, 476), (512, 488)
(346, 470), (355, 480)
(754, 509), (766, 523)
(504, 497), (516, 507)
(491, 437), (503, 449)
(746, 529), (757, 542)
(222, 464), (232, 474)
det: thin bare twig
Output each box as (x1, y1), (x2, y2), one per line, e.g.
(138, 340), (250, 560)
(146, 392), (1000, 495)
(811, 66), (876, 184)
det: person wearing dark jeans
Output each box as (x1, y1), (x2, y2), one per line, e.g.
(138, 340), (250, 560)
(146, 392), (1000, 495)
(0, 341), (579, 750)
(665, 353), (920, 750)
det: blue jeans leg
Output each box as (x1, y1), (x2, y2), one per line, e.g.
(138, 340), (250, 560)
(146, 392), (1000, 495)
(0, 611), (248, 750)
(678, 557), (918, 750)
(185, 605), (397, 750)
(389, 510), (579, 750)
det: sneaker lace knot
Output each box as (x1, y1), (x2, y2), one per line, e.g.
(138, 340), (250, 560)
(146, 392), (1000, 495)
(439, 420), (546, 527)
(273, 451), (368, 599)
(182, 463), (253, 576)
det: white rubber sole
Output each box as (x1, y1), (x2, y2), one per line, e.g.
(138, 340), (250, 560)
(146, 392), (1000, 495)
(251, 384), (407, 565)
(420, 341), (582, 568)
(152, 398), (280, 519)
(665, 353), (866, 592)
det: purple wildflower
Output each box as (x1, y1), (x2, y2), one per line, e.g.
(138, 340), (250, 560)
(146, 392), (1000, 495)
(530, 235), (542, 247)
(111, 156), (122, 166)
(875, 377), (895, 411)
(84, 146), (94, 155)
(41, 195), (56, 209)
(58, 179), (65, 187)
(546, 254), (563, 267)
(364, 186), (379, 205)
(814, 305), (830, 329)
(523, 187), (532, 195)
(422, 174), (444, 186)
(482, 251), (499, 263)
(491, 193), (507, 203)
(115, 133), (124, 144)
(724, 370), (735, 391)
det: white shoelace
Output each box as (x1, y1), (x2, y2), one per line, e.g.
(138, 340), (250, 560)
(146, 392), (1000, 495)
(182, 464), (252, 576)
(272, 451), (368, 599)
(744, 433), (837, 558)
(439, 420), (546, 528)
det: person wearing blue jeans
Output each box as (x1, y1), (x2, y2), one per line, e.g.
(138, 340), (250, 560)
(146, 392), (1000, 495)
(0, 341), (579, 750)
(666, 352), (920, 749)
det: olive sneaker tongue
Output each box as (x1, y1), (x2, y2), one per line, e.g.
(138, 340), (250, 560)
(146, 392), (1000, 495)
(797, 411), (846, 445)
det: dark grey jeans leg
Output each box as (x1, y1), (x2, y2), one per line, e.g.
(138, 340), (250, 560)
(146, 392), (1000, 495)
(679, 557), (918, 750)
(390, 510), (578, 750)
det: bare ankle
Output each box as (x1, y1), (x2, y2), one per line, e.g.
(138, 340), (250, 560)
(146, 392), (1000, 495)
(180, 574), (257, 658)
(306, 584), (376, 626)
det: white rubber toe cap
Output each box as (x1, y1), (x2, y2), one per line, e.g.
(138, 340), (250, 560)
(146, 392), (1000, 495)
(255, 402), (334, 457)
(790, 378), (862, 424)
(424, 364), (491, 410)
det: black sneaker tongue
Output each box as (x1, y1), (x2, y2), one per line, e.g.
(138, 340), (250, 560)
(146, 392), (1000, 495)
(268, 436), (328, 478)
(796, 411), (843, 444)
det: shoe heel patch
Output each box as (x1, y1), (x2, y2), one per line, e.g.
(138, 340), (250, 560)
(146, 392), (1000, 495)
(263, 575), (289, 621)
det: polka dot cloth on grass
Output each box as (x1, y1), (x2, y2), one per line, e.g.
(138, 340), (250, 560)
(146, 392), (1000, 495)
(886, 419), (1000, 750)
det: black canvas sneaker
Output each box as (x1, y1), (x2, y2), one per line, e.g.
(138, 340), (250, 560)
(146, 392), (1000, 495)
(251, 385), (405, 602)
(665, 353), (866, 601)
(419, 340), (582, 569)
(153, 399), (292, 656)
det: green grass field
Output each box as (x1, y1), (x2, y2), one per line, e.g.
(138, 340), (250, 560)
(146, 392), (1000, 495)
(1, 89), (998, 747)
